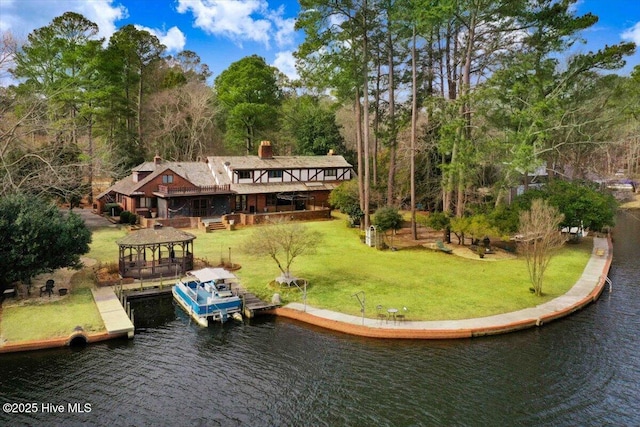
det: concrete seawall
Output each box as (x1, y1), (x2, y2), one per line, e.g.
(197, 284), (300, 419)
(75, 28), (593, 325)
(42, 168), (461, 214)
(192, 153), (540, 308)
(270, 236), (613, 339)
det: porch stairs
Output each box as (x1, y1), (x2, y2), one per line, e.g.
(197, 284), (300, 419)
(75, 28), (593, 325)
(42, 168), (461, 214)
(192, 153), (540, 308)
(203, 218), (226, 232)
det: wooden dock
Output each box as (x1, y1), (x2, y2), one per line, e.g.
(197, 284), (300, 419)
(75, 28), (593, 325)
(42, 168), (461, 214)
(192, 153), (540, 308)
(122, 286), (173, 300)
(91, 287), (135, 338)
(111, 279), (279, 318)
(231, 284), (280, 318)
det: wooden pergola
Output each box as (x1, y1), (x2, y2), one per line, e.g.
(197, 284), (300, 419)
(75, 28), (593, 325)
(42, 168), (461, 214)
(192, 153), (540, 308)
(117, 226), (196, 279)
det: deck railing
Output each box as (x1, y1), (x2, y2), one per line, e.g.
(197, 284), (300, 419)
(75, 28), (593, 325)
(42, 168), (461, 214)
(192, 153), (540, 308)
(156, 184), (231, 195)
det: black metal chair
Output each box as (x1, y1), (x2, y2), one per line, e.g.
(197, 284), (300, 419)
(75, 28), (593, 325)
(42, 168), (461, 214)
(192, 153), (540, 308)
(40, 279), (55, 297)
(396, 306), (408, 322)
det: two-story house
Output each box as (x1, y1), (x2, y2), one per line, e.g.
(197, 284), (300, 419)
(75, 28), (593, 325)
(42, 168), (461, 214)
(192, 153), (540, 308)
(96, 141), (353, 227)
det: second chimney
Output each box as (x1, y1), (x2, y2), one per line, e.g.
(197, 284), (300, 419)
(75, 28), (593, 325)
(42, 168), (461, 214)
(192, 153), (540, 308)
(258, 141), (273, 159)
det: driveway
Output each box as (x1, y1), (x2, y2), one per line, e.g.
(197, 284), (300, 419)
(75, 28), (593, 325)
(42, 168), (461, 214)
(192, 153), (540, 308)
(62, 207), (116, 230)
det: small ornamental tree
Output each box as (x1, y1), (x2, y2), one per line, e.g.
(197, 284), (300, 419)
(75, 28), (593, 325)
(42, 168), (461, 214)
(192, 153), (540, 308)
(517, 199), (567, 296)
(450, 216), (472, 245)
(0, 194), (92, 290)
(421, 211), (451, 243)
(329, 180), (362, 226)
(373, 207), (403, 249)
(243, 218), (321, 283)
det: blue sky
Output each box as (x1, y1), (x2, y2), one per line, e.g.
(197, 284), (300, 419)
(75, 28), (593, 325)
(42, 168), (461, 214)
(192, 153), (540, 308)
(1, 0), (639, 84)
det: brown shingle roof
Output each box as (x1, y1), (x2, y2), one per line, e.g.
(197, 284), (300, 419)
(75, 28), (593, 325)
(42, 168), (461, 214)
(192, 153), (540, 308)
(208, 154), (351, 172)
(117, 226), (196, 246)
(97, 161), (216, 199)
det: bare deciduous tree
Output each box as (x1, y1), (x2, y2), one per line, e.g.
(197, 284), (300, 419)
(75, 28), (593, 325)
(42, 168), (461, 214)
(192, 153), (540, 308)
(517, 199), (567, 296)
(243, 218), (321, 283)
(145, 81), (217, 161)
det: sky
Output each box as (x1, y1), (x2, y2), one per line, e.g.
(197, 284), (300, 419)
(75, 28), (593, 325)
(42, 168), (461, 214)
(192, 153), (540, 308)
(1, 0), (639, 85)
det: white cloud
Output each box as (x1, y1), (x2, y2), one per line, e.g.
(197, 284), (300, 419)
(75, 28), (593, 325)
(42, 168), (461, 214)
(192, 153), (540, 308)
(0, 0), (127, 42)
(136, 25), (186, 53)
(272, 50), (298, 80)
(621, 21), (640, 45)
(176, 0), (296, 49)
(177, 0), (271, 47)
(267, 5), (296, 48)
(85, 0), (128, 41)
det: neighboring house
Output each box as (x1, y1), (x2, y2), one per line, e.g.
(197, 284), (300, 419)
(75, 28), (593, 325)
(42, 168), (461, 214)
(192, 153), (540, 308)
(96, 141), (353, 227)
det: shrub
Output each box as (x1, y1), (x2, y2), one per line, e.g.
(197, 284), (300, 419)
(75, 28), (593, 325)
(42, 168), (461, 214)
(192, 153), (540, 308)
(119, 210), (138, 225)
(104, 203), (123, 216)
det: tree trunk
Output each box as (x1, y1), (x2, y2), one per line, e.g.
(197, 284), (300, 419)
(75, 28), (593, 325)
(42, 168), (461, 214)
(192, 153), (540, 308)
(138, 71), (143, 146)
(373, 58), (381, 188)
(362, 0), (371, 229)
(386, 24), (396, 207)
(354, 88), (365, 219)
(410, 25), (417, 240)
(87, 107), (93, 203)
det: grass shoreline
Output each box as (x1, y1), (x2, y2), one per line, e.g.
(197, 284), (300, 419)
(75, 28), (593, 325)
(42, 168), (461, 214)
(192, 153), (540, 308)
(88, 214), (592, 320)
(1, 269), (105, 344)
(1, 214), (593, 345)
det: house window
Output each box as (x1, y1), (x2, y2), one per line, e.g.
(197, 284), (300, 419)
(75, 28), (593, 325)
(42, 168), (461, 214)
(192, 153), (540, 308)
(324, 168), (337, 177)
(235, 195), (247, 211)
(162, 174), (174, 184)
(266, 194), (278, 206)
(268, 170), (283, 179)
(139, 197), (154, 208)
(237, 170), (252, 180)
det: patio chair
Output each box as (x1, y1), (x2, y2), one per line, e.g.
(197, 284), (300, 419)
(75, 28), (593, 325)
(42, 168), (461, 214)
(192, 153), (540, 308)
(396, 306), (408, 321)
(436, 240), (453, 254)
(40, 279), (55, 297)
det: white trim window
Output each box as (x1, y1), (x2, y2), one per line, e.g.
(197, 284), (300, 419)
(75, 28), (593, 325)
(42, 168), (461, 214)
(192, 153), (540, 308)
(324, 168), (337, 178)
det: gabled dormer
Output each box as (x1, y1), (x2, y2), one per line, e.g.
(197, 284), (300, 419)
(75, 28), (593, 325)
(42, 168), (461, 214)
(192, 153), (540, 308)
(132, 154), (163, 183)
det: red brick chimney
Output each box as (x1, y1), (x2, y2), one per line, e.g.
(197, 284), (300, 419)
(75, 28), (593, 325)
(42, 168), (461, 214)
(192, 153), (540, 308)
(258, 141), (273, 159)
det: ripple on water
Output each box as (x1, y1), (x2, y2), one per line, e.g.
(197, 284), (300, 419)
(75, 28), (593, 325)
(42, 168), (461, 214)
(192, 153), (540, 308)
(1, 213), (639, 426)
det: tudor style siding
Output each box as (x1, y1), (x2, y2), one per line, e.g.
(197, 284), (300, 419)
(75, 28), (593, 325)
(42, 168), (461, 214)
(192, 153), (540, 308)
(97, 142), (353, 226)
(232, 167), (351, 184)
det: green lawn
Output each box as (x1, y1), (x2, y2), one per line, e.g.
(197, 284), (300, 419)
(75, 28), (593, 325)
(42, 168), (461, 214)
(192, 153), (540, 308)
(88, 217), (592, 321)
(1, 270), (105, 343)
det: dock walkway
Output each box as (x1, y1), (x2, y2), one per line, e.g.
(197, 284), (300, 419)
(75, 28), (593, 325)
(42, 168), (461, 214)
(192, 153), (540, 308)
(231, 283), (279, 318)
(91, 287), (135, 338)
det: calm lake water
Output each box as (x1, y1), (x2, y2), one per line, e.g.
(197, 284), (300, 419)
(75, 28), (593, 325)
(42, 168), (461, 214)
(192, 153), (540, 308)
(1, 211), (638, 426)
